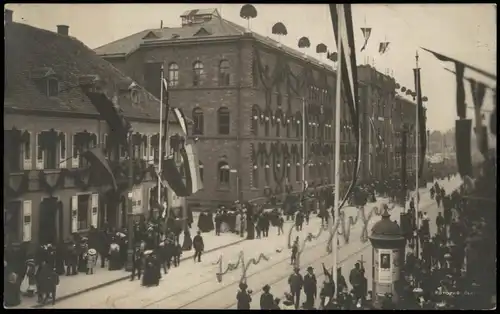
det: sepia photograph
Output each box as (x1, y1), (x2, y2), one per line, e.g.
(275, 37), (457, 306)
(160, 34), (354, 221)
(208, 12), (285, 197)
(4, 3), (496, 310)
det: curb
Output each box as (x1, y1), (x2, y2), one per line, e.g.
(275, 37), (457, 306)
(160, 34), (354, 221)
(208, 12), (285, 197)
(31, 237), (247, 308)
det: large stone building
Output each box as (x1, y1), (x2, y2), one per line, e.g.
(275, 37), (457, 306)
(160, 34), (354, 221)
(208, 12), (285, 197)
(95, 8), (421, 209)
(4, 10), (186, 249)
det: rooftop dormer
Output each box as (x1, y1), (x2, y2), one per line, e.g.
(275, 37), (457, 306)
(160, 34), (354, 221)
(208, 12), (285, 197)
(180, 8), (220, 27)
(78, 74), (104, 93)
(30, 67), (61, 97)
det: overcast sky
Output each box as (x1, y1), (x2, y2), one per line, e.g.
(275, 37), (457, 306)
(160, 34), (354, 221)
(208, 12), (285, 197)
(6, 3), (496, 132)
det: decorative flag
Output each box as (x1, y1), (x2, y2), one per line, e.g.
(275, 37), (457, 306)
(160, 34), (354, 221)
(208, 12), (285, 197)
(469, 79), (489, 157)
(185, 143), (203, 194)
(80, 148), (118, 191)
(172, 107), (188, 136)
(413, 67), (427, 179)
(421, 47), (496, 121)
(360, 27), (372, 52)
(401, 127), (407, 202)
(379, 42), (390, 55)
(329, 4), (361, 211)
(83, 91), (131, 147)
(455, 119), (473, 177)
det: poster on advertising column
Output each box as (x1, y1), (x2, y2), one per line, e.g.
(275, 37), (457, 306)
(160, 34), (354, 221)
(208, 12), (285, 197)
(378, 249), (393, 284)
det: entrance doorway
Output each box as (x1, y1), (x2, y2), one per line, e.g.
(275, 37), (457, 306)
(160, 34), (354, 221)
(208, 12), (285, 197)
(39, 197), (63, 245)
(4, 201), (22, 246)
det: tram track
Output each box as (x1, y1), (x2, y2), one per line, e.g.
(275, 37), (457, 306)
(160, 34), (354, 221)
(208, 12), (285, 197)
(140, 237), (329, 309)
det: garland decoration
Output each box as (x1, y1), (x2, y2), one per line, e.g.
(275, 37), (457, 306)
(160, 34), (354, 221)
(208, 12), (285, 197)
(287, 201), (396, 253)
(213, 251), (270, 283)
(69, 168), (93, 191)
(5, 170), (30, 199)
(39, 169), (69, 195)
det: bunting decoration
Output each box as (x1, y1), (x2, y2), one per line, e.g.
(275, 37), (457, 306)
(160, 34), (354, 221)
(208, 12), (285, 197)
(379, 42), (390, 55)
(469, 79), (488, 157)
(360, 27), (372, 52)
(329, 3), (361, 210)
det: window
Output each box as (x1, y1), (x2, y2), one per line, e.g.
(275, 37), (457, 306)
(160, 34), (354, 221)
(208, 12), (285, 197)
(295, 159), (301, 182)
(286, 162), (291, 182)
(276, 118), (281, 137)
(77, 194), (90, 231)
(192, 108), (204, 135)
(252, 165), (259, 188)
(218, 161), (230, 186)
(286, 117), (291, 138)
(59, 133), (67, 168)
(168, 63), (179, 87)
(199, 161), (204, 183)
(4, 201), (21, 244)
(218, 60), (230, 86)
(264, 163), (270, 186)
(295, 113), (302, 138)
(47, 78), (59, 97)
(264, 116), (270, 137)
(37, 132), (57, 169)
(251, 106), (259, 135)
(217, 107), (230, 135)
(193, 61), (205, 86)
(4, 130), (22, 172)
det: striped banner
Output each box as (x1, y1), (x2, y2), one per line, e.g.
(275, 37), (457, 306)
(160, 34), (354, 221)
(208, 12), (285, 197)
(172, 107), (188, 136)
(185, 143), (203, 194)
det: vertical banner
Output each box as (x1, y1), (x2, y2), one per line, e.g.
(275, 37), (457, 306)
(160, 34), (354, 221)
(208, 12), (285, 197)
(378, 249), (392, 283)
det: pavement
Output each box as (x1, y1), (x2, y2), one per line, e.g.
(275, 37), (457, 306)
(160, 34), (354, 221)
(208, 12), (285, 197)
(14, 212), (243, 309)
(16, 176), (462, 309)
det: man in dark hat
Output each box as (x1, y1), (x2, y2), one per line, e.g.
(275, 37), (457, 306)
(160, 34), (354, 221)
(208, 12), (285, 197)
(236, 282), (252, 309)
(288, 267), (303, 309)
(303, 266), (317, 309)
(193, 230), (204, 263)
(214, 208), (222, 236)
(260, 284), (274, 310)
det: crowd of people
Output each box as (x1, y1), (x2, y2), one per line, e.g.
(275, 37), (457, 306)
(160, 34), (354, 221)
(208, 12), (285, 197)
(3, 212), (200, 307)
(236, 170), (495, 310)
(4, 161), (495, 310)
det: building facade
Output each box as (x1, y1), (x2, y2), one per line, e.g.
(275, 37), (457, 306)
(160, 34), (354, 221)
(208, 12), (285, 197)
(4, 11), (185, 249)
(96, 8), (421, 210)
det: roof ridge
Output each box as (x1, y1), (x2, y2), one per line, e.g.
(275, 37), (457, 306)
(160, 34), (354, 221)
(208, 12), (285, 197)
(94, 28), (151, 50)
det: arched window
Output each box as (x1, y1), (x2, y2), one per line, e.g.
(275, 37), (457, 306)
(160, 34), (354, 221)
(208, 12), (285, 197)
(295, 113), (302, 138)
(252, 164), (259, 188)
(251, 106), (259, 136)
(264, 163), (270, 186)
(168, 63), (179, 87)
(192, 61), (204, 86)
(218, 161), (230, 186)
(199, 161), (204, 183)
(295, 158), (301, 182)
(218, 60), (230, 86)
(286, 116), (291, 138)
(192, 108), (204, 135)
(217, 107), (230, 135)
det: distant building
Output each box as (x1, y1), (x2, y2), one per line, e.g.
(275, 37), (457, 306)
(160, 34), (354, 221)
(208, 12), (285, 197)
(4, 10), (185, 249)
(95, 8), (422, 210)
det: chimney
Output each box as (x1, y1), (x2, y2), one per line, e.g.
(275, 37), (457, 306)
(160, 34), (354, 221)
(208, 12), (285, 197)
(5, 9), (13, 24)
(57, 25), (69, 36)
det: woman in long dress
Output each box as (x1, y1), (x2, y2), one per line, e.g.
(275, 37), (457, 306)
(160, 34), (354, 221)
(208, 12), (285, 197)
(21, 259), (37, 297)
(141, 251), (154, 287)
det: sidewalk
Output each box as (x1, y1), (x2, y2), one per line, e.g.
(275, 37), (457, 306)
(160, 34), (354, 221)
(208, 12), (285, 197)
(15, 213), (245, 309)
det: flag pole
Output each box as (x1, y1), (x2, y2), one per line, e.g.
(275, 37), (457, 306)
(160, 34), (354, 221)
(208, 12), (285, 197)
(414, 51), (420, 258)
(332, 3), (343, 300)
(302, 97), (307, 194)
(158, 65), (164, 218)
